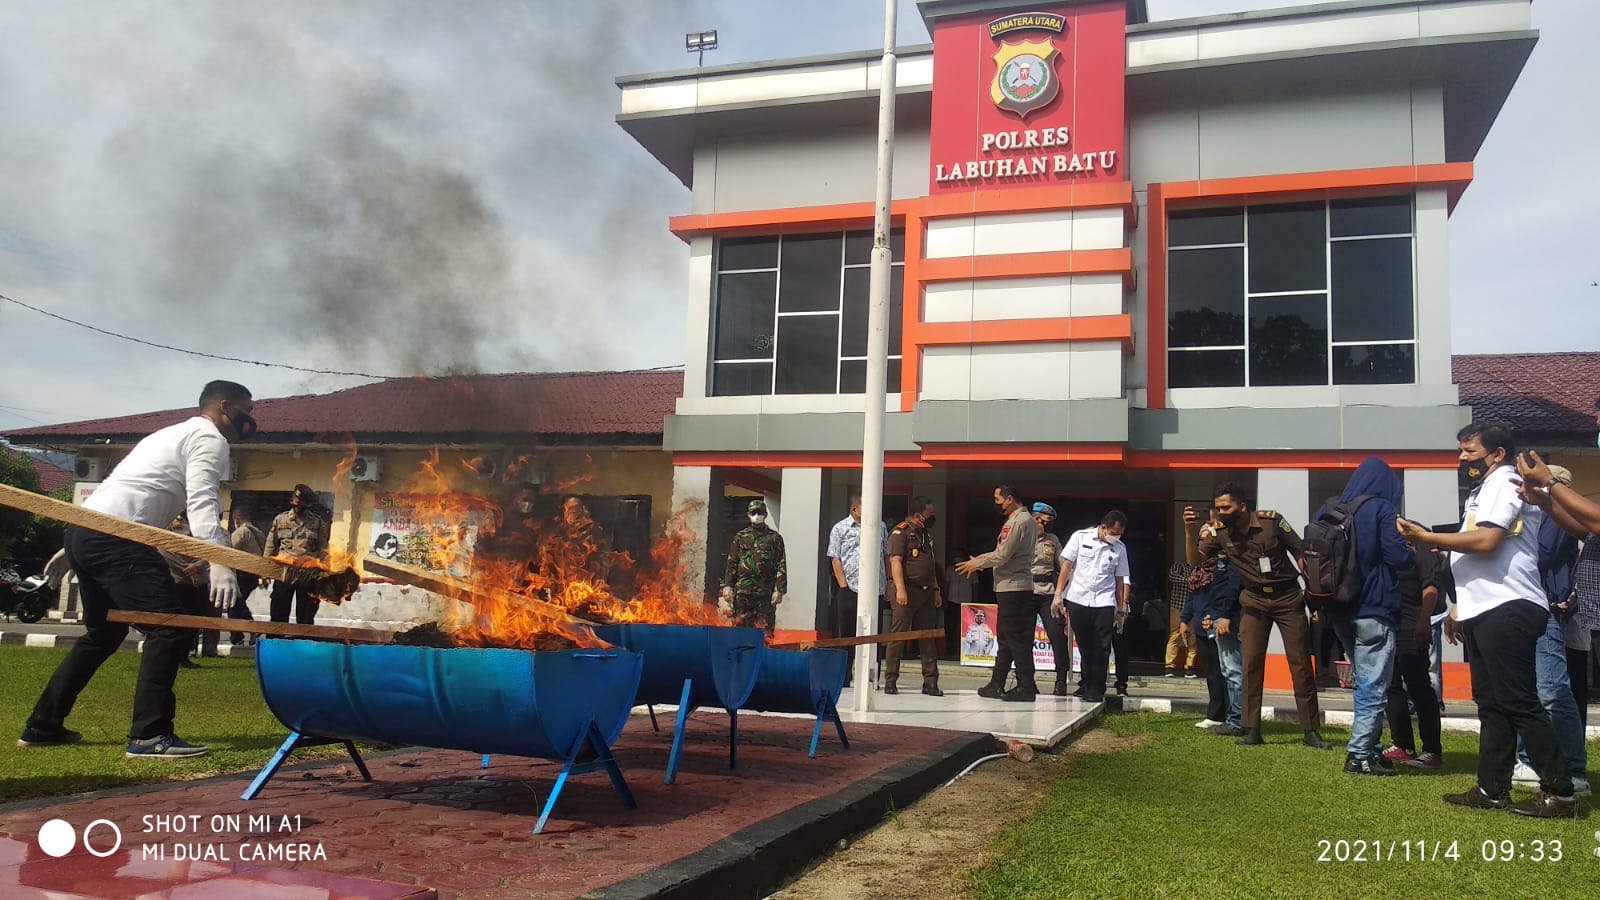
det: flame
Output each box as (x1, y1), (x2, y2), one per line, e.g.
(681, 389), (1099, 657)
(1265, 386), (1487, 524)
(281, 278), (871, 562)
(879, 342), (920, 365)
(365, 450), (728, 650)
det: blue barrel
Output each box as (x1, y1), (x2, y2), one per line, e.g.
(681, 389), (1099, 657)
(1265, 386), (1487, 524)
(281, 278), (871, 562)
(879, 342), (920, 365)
(591, 624), (764, 711)
(743, 647), (848, 714)
(254, 640), (643, 759)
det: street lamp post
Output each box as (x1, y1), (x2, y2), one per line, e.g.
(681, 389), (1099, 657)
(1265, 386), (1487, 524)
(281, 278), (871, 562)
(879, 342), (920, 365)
(685, 30), (717, 67)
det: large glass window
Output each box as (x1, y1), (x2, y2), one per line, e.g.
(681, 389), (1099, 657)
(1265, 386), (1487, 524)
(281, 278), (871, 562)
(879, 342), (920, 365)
(711, 231), (904, 396)
(1166, 196), (1415, 388)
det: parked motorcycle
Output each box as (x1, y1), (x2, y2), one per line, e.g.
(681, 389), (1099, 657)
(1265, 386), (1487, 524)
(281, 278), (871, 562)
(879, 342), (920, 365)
(1, 561), (53, 624)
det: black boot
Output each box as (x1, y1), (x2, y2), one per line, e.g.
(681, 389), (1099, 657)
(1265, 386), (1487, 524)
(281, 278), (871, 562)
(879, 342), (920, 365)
(1303, 730), (1332, 750)
(1235, 727), (1265, 746)
(978, 682), (1004, 699)
(1052, 679), (1069, 696)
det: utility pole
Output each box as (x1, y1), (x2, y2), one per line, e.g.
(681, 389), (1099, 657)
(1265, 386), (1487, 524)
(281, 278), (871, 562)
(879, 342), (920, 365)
(853, 0), (897, 713)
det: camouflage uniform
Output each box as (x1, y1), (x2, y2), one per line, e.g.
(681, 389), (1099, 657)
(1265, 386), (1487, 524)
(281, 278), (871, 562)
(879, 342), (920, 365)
(722, 520), (787, 634)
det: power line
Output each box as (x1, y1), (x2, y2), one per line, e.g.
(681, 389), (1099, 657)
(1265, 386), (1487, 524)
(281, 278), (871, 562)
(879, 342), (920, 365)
(1, 290), (397, 380)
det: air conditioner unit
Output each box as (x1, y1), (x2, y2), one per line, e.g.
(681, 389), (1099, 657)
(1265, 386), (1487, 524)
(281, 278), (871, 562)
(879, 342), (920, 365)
(223, 459), (241, 483)
(349, 455), (383, 483)
(73, 458), (105, 482)
(505, 452), (543, 485)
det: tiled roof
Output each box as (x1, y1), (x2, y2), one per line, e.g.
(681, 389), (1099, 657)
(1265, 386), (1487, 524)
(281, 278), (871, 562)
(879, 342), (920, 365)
(2, 370), (683, 447)
(1453, 352), (1600, 444)
(29, 457), (74, 493)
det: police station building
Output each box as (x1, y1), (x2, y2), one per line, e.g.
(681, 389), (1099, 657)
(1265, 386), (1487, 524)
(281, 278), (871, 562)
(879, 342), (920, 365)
(617, 0), (1534, 688)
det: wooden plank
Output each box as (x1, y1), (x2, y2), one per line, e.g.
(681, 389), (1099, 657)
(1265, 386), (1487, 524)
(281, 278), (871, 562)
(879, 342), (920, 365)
(770, 628), (946, 650)
(107, 610), (397, 644)
(362, 556), (600, 627)
(0, 482), (292, 581)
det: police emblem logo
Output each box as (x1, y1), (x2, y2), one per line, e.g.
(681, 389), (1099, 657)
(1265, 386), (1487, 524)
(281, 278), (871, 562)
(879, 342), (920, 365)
(987, 13), (1065, 121)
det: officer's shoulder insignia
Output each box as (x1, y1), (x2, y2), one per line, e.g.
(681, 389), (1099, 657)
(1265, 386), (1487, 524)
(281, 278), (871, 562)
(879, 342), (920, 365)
(1258, 509), (1278, 519)
(891, 525), (907, 535)
(1281, 519), (1293, 532)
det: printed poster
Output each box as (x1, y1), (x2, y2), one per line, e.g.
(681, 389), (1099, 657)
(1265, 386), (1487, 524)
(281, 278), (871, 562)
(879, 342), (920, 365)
(368, 492), (493, 578)
(958, 603), (1114, 675)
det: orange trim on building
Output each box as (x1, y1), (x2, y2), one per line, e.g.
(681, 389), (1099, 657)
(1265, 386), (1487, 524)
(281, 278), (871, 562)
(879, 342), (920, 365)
(917, 181), (1135, 220)
(919, 443), (1125, 463)
(668, 201), (919, 241)
(674, 448), (1454, 471)
(900, 211), (925, 414)
(919, 247), (1133, 284)
(672, 451), (932, 470)
(912, 314), (1133, 350)
(1123, 450), (1457, 470)
(1145, 163), (1475, 407)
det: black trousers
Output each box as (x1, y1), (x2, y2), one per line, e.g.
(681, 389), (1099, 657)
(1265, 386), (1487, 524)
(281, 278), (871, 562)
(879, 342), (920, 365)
(270, 580), (319, 625)
(1385, 650), (1442, 756)
(228, 573), (259, 643)
(988, 590), (1039, 692)
(28, 527), (190, 740)
(1068, 602), (1114, 701)
(833, 585), (859, 675)
(178, 582), (219, 656)
(1035, 596), (1071, 688)
(1111, 624), (1129, 690)
(1464, 599), (1571, 796)
(1568, 646), (1588, 728)
(1195, 633), (1228, 722)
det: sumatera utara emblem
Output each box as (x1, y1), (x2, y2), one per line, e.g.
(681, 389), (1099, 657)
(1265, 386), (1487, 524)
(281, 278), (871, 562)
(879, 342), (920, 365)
(988, 13), (1065, 121)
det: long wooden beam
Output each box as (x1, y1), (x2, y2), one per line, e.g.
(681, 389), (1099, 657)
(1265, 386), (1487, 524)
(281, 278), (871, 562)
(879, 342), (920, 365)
(0, 482), (299, 581)
(106, 610), (397, 644)
(361, 556), (600, 627)
(770, 628), (945, 650)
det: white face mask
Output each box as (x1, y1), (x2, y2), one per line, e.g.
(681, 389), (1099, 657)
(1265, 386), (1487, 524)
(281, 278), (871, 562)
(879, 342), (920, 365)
(749, 514), (766, 525)
(1104, 532), (1121, 545)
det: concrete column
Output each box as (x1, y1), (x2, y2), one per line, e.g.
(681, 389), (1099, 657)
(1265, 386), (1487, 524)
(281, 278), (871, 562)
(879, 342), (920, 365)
(671, 465), (725, 602)
(1405, 467), (1465, 663)
(775, 467), (826, 632)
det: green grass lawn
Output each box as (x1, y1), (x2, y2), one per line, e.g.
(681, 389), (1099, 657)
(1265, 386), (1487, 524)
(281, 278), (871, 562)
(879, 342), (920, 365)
(0, 646), (350, 803)
(970, 715), (1599, 898)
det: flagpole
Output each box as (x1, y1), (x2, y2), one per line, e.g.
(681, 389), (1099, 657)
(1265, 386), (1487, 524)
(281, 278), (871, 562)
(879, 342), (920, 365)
(854, 0), (897, 713)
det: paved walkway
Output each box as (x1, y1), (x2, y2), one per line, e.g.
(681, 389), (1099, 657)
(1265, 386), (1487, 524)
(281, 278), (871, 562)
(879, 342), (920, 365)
(0, 712), (991, 899)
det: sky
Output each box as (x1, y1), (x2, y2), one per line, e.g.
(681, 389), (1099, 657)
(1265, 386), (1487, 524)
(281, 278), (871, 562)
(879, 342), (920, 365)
(0, 0), (1594, 433)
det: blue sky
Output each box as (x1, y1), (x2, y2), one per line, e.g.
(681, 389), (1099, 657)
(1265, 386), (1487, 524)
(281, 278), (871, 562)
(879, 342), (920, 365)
(0, 0), (1593, 431)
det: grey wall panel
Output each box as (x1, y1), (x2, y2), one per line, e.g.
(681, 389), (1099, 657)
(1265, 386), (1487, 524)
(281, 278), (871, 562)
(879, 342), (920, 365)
(667, 413), (918, 453)
(1131, 404), (1464, 451)
(706, 125), (931, 214)
(664, 414), (759, 452)
(1342, 404), (1468, 450)
(915, 400), (1130, 444)
(1127, 104), (1201, 187)
(1196, 85), (1415, 180)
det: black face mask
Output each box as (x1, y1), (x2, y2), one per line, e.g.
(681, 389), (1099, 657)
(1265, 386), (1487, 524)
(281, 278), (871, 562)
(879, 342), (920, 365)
(923, 515), (937, 530)
(227, 408), (258, 440)
(1459, 456), (1490, 488)
(1217, 509), (1245, 529)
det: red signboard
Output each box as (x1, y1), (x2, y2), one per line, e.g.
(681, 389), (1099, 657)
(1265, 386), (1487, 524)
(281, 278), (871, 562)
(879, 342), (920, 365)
(927, 2), (1127, 193)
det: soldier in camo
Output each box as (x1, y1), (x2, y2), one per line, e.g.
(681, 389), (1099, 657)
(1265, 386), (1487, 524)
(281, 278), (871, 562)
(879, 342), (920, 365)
(719, 499), (787, 635)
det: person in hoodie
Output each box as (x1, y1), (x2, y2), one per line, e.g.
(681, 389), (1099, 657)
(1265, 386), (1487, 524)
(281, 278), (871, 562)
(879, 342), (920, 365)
(1323, 456), (1413, 776)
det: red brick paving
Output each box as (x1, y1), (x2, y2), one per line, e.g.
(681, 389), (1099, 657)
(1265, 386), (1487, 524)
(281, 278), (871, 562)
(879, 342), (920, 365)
(0, 712), (966, 898)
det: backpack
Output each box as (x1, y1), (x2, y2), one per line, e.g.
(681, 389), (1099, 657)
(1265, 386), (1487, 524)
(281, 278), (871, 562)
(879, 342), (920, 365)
(1301, 496), (1375, 612)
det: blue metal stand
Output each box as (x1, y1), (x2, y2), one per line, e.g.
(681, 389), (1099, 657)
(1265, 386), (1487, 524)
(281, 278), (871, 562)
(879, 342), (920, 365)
(536, 719), (635, 835)
(808, 692), (850, 758)
(241, 732), (372, 801)
(664, 677), (694, 785)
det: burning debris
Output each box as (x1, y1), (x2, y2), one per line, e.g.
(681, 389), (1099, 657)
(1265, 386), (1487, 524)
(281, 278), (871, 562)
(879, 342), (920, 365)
(390, 622), (595, 652)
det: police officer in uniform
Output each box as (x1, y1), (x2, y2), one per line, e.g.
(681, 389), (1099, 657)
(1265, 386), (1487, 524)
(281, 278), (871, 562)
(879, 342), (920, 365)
(1184, 481), (1331, 750)
(885, 496), (944, 696)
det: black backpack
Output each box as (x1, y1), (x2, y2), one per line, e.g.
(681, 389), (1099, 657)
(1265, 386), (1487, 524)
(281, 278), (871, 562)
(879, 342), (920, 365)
(1301, 496), (1375, 612)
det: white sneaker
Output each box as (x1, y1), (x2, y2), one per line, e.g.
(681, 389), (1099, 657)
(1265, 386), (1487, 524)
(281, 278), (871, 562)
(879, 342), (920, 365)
(1195, 719), (1221, 729)
(1511, 761), (1539, 785)
(1572, 777), (1591, 798)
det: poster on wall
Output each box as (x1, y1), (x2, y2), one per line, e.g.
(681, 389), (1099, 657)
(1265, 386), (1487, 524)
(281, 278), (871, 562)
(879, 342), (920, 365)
(368, 493), (493, 578)
(959, 603), (1115, 675)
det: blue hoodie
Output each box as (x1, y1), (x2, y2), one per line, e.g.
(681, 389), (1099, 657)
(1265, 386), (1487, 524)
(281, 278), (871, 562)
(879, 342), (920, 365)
(1319, 456), (1413, 627)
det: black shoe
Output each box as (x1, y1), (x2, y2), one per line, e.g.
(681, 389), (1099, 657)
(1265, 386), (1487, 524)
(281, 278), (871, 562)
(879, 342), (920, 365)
(178, 658), (201, 670)
(1443, 786), (1512, 810)
(978, 684), (1003, 700)
(1303, 731), (1333, 750)
(883, 683), (898, 695)
(1052, 682), (1069, 697)
(922, 686), (944, 697)
(1235, 727), (1265, 746)
(1344, 754), (1397, 776)
(1083, 693), (1106, 703)
(1115, 685), (1128, 697)
(1207, 723), (1247, 737)
(1000, 687), (1037, 702)
(1510, 791), (1578, 819)
(18, 726), (83, 748)
(1070, 686), (1086, 698)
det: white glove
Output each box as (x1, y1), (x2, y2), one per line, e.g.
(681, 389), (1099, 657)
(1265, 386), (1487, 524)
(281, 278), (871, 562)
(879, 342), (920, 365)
(771, 590), (784, 606)
(209, 564), (240, 609)
(43, 549), (71, 589)
(717, 586), (733, 614)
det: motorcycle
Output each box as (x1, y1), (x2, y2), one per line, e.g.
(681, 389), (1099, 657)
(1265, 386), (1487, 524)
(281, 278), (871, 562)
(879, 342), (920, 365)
(1, 561), (54, 624)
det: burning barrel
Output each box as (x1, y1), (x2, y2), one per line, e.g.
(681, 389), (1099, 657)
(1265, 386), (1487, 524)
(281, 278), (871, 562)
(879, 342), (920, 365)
(246, 639), (643, 833)
(591, 623), (764, 784)
(742, 647), (851, 757)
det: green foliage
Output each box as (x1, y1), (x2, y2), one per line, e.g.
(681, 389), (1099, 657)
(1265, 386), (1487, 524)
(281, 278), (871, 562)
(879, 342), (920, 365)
(1, 648), (354, 801)
(0, 446), (71, 568)
(968, 715), (1599, 898)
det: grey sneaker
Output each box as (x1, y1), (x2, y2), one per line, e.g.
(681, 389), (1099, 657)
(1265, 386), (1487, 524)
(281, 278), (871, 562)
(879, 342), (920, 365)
(126, 734), (208, 759)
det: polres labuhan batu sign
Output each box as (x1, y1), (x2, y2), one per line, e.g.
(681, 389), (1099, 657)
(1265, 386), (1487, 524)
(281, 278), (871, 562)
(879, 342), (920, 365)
(928, 2), (1127, 193)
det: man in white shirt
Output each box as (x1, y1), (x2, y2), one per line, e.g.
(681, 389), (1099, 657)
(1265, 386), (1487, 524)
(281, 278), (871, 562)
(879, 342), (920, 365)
(20, 380), (255, 760)
(1399, 421), (1576, 818)
(1054, 510), (1131, 703)
(826, 495), (887, 681)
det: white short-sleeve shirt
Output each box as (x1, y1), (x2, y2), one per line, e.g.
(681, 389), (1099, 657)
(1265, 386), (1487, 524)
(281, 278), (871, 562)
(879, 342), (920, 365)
(1451, 464), (1546, 621)
(1062, 527), (1131, 608)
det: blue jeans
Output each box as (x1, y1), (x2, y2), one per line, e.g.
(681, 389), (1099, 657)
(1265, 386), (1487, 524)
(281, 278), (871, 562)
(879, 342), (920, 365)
(1334, 617), (1396, 760)
(1516, 613), (1588, 778)
(1212, 626), (1243, 728)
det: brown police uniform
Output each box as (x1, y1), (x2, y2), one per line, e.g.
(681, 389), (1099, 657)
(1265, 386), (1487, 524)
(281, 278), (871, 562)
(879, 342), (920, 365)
(885, 518), (942, 690)
(1196, 511), (1320, 731)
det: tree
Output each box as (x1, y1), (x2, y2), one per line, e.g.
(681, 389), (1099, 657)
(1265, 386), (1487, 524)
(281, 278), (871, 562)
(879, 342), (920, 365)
(0, 446), (69, 569)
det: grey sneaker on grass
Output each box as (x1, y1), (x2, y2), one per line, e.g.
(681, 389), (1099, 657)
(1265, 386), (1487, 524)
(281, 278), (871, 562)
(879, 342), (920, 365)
(126, 734), (208, 759)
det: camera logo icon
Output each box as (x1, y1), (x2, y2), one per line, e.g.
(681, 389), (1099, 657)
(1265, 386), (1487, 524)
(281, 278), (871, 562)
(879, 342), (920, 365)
(37, 818), (122, 858)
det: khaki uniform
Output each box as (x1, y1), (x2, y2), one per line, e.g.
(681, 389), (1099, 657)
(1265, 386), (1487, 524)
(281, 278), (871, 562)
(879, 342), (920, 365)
(1196, 511), (1319, 730)
(885, 519), (941, 690)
